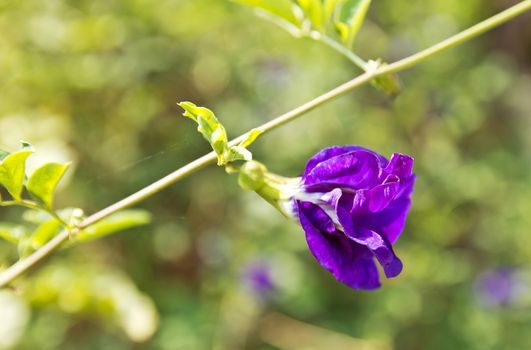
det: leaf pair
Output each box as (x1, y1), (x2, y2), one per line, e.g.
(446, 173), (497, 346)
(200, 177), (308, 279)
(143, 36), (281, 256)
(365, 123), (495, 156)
(235, 0), (372, 48)
(178, 102), (262, 166)
(0, 142), (70, 209)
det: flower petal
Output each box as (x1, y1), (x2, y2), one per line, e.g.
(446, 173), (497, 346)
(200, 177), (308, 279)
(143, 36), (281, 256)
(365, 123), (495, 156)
(304, 146), (388, 176)
(352, 177), (400, 215)
(298, 202), (381, 290)
(317, 190), (403, 279)
(297, 201), (336, 234)
(367, 174), (416, 243)
(383, 153), (413, 180)
(303, 150), (382, 190)
(358, 228), (403, 278)
(335, 207), (403, 278)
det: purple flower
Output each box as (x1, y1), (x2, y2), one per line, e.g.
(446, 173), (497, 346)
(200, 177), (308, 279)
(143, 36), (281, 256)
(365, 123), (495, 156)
(242, 261), (275, 300)
(475, 268), (527, 308)
(293, 146), (415, 290)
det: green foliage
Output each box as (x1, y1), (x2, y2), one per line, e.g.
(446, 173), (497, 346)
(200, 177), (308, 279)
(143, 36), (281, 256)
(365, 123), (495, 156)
(0, 145), (33, 201)
(76, 210), (151, 243)
(297, 0), (324, 31)
(234, 0), (402, 96)
(0, 142), (153, 261)
(25, 263), (159, 343)
(235, 0), (373, 46)
(233, 0), (300, 25)
(336, 0), (372, 48)
(0, 143), (70, 207)
(27, 162), (71, 210)
(239, 129), (263, 148)
(29, 217), (63, 250)
(179, 101), (230, 163)
(178, 102), (262, 165)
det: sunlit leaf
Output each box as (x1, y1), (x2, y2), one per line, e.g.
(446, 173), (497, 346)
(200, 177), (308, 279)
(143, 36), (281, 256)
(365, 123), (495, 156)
(30, 217), (63, 249)
(76, 209), (151, 243)
(178, 101), (230, 165)
(297, 0), (324, 31)
(323, 0), (340, 24)
(0, 149), (33, 201)
(239, 129), (263, 148)
(336, 0), (372, 48)
(233, 0), (300, 26)
(27, 162), (71, 210)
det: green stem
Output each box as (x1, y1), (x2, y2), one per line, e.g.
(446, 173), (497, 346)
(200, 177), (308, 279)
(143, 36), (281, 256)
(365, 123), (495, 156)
(382, 0), (531, 74)
(0, 0), (530, 288)
(311, 32), (368, 70)
(253, 5), (369, 70)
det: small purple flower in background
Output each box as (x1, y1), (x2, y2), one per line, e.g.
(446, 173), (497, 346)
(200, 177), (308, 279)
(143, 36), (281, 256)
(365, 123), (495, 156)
(242, 261), (276, 300)
(475, 268), (527, 308)
(294, 146), (415, 290)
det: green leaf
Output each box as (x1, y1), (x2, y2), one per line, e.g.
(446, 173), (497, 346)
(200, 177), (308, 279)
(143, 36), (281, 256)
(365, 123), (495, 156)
(30, 217), (62, 248)
(239, 129), (263, 148)
(178, 101), (230, 166)
(233, 0), (300, 26)
(0, 223), (26, 244)
(323, 0), (340, 24)
(21, 208), (84, 250)
(0, 149), (33, 201)
(76, 210), (151, 243)
(27, 162), (71, 210)
(178, 102), (262, 166)
(297, 0), (324, 31)
(336, 0), (372, 48)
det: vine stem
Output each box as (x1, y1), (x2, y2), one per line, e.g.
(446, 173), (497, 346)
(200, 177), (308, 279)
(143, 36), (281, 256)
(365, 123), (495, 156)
(313, 32), (368, 69)
(0, 0), (530, 288)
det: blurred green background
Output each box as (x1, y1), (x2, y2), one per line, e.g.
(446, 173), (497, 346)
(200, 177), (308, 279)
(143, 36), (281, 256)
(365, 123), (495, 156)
(1, 0), (531, 349)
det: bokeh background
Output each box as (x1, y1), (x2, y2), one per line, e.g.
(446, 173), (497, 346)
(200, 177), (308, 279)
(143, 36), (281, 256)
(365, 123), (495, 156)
(1, 0), (531, 349)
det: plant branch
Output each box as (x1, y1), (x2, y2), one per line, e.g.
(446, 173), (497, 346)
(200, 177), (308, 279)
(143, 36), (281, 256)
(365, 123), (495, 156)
(254, 8), (368, 70)
(310, 32), (368, 70)
(0, 0), (530, 288)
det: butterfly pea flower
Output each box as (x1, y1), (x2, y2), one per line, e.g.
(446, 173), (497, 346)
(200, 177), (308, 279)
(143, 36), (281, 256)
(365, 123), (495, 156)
(238, 146), (415, 290)
(242, 260), (276, 301)
(475, 267), (528, 308)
